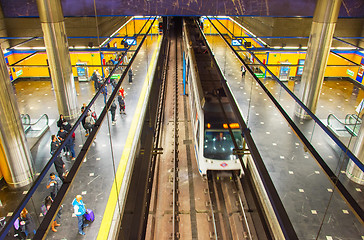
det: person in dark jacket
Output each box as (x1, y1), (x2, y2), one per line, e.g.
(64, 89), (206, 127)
(91, 69), (100, 91)
(101, 84), (108, 104)
(57, 114), (65, 129)
(57, 126), (68, 155)
(117, 91), (126, 114)
(110, 101), (117, 125)
(19, 208), (36, 238)
(128, 68), (133, 83)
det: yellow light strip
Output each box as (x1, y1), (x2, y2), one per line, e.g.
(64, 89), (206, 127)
(97, 35), (162, 240)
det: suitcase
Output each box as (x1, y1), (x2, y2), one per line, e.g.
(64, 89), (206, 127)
(84, 209), (95, 222)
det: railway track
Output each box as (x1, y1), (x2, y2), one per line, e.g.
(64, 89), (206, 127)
(207, 172), (257, 240)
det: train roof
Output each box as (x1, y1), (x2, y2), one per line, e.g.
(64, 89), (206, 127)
(184, 18), (230, 109)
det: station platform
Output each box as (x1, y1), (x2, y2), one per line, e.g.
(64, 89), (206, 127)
(207, 35), (364, 239)
(0, 35), (162, 239)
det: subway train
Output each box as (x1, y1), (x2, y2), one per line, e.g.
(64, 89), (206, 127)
(182, 18), (244, 177)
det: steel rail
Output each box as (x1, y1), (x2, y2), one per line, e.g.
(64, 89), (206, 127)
(140, 29), (170, 239)
(172, 30), (180, 240)
(207, 174), (220, 240)
(205, 17), (299, 239)
(208, 16), (364, 225)
(232, 172), (253, 240)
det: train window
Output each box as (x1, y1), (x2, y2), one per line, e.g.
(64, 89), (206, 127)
(203, 130), (242, 160)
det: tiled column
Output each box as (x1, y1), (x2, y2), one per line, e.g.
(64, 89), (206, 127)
(295, 0), (342, 119)
(0, 49), (34, 188)
(37, 0), (78, 119)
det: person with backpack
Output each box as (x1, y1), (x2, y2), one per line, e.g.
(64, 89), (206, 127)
(85, 112), (96, 135)
(72, 195), (88, 236)
(19, 208), (36, 238)
(110, 101), (117, 125)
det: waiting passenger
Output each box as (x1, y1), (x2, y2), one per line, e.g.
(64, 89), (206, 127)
(72, 195), (88, 236)
(110, 101), (117, 125)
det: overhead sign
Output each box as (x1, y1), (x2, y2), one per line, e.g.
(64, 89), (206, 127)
(347, 69), (354, 77)
(125, 38), (137, 46)
(231, 39), (242, 46)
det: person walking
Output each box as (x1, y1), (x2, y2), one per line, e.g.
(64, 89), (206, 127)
(46, 172), (62, 200)
(19, 208), (36, 238)
(110, 101), (117, 125)
(241, 65), (246, 78)
(117, 92), (126, 114)
(72, 195), (88, 235)
(128, 68), (133, 83)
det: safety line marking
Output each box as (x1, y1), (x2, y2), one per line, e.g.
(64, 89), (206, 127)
(97, 35), (161, 240)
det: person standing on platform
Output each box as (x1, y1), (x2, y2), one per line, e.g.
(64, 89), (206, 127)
(50, 135), (65, 180)
(85, 112), (95, 136)
(72, 195), (88, 236)
(65, 135), (76, 161)
(57, 126), (68, 155)
(57, 114), (66, 129)
(119, 86), (125, 99)
(110, 101), (117, 125)
(19, 208), (36, 238)
(81, 103), (91, 136)
(241, 65), (246, 78)
(118, 92), (126, 115)
(91, 70), (100, 91)
(128, 68), (133, 83)
(46, 172), (62, 200)
(43, 196), (61, 232)
(101, 84), (108, 104)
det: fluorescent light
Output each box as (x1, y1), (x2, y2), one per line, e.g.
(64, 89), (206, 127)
(32, 47), (46, 50)
(100, 17), (134, 47)
(334, 47), (357, 50)
(283, 46), (298, 49)
(228, 17), (268, 46)
(73, 46), (86, 49)
(273, 46), (282, 49)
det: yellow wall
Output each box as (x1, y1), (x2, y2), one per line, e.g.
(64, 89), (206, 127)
(204, 18), (362, 80)
(6, 18), (159, 80)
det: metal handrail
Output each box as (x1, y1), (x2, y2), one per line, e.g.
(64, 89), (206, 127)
(20, 113), (30, 125)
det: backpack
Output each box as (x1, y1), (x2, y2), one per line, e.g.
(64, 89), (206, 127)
(91, 111), (97, 120)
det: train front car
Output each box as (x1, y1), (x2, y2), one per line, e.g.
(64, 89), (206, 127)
(183, 18), (244, 177)
(202, 96), (244, 177)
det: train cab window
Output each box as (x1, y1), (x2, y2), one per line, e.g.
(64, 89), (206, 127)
(203, 130), (242, 160)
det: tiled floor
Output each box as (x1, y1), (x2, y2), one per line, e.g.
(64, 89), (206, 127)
(207, 35), (364, 239)
(0, 36), (159, 239)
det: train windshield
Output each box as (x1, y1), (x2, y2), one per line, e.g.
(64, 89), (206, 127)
(203, 130), (243, 160)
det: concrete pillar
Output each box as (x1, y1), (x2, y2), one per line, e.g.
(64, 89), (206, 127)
(0, 48), (34, 188)
(346, 115), (364, 185)
(295, 0), (342, 119)
(36, 0), (78, 120)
